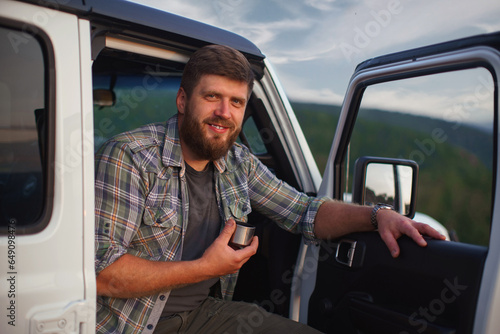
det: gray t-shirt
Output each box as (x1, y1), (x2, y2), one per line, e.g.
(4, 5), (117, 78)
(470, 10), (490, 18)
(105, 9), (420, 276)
(162, 162), (221, 315)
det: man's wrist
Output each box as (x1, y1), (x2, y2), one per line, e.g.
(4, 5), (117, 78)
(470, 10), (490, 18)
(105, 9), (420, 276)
(370, 203), (394, 230)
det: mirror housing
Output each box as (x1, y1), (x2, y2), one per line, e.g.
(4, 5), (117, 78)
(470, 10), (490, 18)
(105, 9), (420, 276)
(352, 156), (418, 218)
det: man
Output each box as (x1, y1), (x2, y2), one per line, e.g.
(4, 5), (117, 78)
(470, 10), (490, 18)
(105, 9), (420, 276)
(94, 45), (445, 333)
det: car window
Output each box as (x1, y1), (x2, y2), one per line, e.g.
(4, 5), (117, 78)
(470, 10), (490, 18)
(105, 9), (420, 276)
(0, 25), (50, 234)
(345, 67), (494, 246)
(92, 47), (295, 189)
(93, 73), (181, 151)
(92, 52), (269, 156)
(239, 116), (269, 155)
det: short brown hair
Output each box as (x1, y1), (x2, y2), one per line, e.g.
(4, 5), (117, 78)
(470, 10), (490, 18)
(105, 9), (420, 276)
(180, 44), (255, 97)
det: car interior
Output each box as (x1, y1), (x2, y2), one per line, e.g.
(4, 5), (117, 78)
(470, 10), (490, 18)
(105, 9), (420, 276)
(92, 44), (308, 317)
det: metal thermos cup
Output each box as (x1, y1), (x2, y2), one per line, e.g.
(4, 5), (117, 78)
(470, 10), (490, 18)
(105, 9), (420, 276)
(230, 222), (255, 247)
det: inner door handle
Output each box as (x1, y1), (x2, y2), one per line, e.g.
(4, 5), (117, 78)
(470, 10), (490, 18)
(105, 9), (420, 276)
(335, 239), (365, 268)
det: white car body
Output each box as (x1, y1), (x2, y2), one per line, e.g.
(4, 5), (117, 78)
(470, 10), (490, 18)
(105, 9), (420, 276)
(0, 1), (499, 333)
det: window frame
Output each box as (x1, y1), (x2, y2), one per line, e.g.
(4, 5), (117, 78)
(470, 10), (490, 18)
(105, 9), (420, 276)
(334, 54), (498, 214)
(0, 19), (56, 235)
(346, 66), (495, 245)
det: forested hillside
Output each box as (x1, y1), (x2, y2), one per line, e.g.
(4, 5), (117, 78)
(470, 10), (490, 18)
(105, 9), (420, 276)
(292, 101), (492, 245)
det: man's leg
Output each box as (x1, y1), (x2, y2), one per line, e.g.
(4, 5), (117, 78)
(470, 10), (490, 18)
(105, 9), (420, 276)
(153, 314), (184, 333)
(182, 297), (322, 334)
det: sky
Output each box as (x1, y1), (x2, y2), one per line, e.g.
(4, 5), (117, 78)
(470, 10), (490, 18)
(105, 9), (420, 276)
(128, 0), (500, 119)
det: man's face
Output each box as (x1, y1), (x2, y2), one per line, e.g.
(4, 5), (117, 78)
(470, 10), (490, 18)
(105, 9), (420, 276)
(177, 74), (249, 162)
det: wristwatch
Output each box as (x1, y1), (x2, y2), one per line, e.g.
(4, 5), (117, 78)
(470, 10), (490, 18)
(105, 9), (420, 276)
(371, 203), (394, 229)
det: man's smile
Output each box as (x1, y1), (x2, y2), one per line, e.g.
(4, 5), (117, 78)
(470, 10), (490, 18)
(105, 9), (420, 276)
(205, 119), (234, 134)
(209, 123), (227, 131)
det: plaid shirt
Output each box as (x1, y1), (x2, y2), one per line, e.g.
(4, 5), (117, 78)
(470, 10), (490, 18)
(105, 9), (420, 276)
(94, 115), (327, 333)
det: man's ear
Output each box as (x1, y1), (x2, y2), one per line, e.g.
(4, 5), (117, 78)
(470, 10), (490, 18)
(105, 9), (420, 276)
(176, 87), (187, 115)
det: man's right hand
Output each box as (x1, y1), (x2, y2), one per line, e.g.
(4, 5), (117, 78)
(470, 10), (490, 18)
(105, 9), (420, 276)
(200, 218), (258, 277)
(96, 219), (258, 298)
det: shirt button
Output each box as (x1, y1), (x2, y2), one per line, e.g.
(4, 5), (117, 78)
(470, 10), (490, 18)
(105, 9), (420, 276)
(147, 324), (153, 330)
(159, 295), (166, 301)
(156, 218), (162, 224)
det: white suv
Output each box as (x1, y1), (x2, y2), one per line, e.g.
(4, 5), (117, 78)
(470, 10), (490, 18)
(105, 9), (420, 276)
(1, 1), (499, 333)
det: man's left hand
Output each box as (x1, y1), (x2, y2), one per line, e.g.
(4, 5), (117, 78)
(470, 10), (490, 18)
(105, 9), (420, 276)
(376, 209), (447, 258)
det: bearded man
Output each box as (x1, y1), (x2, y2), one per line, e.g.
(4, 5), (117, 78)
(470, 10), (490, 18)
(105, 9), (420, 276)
(94, 45), (444, 334)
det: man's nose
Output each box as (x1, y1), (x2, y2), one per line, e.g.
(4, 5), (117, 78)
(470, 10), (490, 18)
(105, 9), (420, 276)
(214, 99), (231, 119)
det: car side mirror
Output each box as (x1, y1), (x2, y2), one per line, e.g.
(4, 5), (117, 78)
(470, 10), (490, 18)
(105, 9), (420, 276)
(352, 157), (418, 218)
(93, 89), (116, 107)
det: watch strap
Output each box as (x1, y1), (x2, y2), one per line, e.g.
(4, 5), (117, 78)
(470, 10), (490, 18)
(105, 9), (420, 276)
(371, 203), (394, 229)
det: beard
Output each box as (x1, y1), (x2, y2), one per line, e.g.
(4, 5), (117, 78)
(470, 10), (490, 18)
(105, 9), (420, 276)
(179, 105), (241, 162)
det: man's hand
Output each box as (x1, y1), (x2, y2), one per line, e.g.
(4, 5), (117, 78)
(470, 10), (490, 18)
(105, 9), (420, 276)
(96, 219), (258, 299)
(313, 200), (446, 259)
(376, 209), (447, 258)
(200, 219), (258, 276)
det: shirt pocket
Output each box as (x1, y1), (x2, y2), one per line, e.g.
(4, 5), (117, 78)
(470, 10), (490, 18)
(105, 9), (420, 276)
(226, 196), (252, 222)
(219, 172), (252, 222)
(142, 173), (181, 229)
(138, 205), (181, 260)
(143, 205), (178, 229)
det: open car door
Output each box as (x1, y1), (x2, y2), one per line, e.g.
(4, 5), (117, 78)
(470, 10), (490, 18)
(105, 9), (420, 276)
(292, 32), (500, 334)
(0, 1), (96, 333)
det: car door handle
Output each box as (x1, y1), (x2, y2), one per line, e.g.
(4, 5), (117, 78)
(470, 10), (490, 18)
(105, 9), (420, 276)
(335, 239), (365, 268)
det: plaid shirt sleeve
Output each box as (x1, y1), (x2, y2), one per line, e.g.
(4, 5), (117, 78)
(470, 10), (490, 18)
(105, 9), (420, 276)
(94, 140), (149, 276)
(94, 121), (183, 333)
(245, 152), (330, 245)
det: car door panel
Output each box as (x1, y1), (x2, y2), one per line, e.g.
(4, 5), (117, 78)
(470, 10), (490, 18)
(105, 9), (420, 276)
(308, 232), (487, 333)
(295, 33), (500, 333)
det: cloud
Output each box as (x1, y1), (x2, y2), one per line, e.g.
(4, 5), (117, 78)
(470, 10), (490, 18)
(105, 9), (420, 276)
(287, 0), (500, 66)
(359, 68), (494, 126)
(130, 0), (213, 23)
(278, 69), (346, 105)
(228, 18), (312, 49)
(129, 0), (500, 107)
(305, 0), (339, 11)
(129, 0), (500, 67)
(289, 87), (345, 105)
(267, 44), (339, 64)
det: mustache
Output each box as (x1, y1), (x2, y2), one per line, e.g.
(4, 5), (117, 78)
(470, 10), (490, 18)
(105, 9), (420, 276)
(204, 116), (236, 129)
